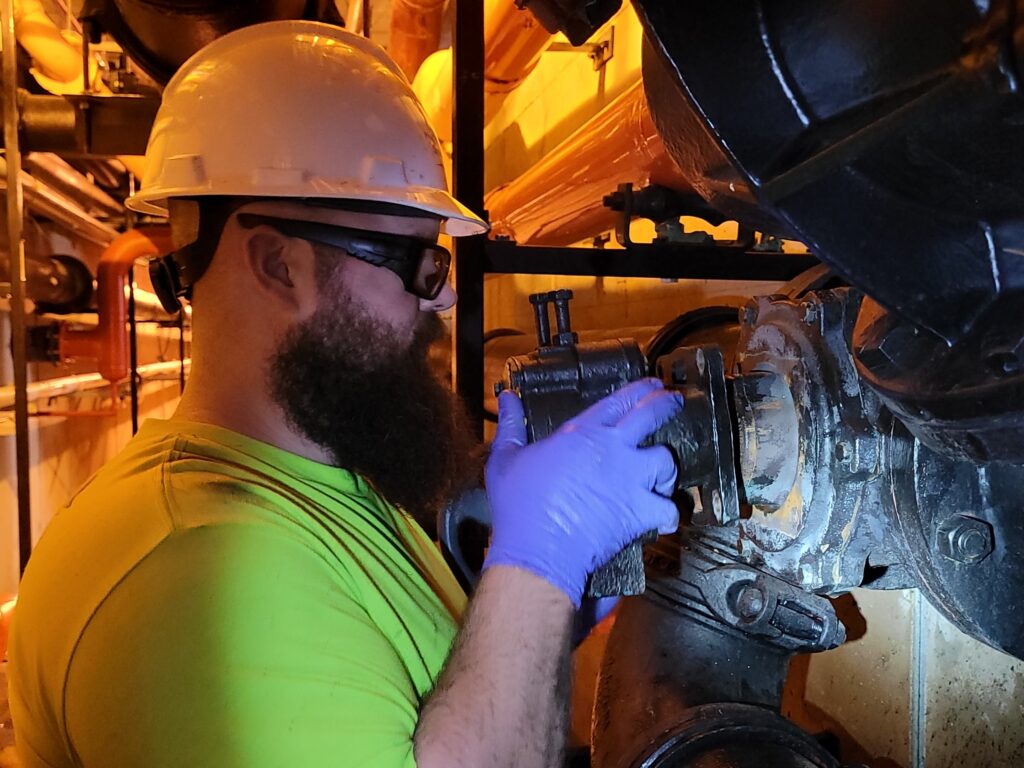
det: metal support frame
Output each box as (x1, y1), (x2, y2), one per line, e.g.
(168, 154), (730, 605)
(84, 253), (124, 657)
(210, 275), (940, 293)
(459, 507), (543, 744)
(452, 0), (486, 437)
(485, 240), (817, 280)
(2, 0), (33, 572)
(449, 6), (819, 432)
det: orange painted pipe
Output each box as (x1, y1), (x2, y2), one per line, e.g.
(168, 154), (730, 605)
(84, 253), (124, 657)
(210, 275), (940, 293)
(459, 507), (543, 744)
(484, 0), (553, 92)
(0, 595), (17, 662)
(389, 0), (447, 81)
(485, 80), (695, 246)
(59, 227), (174, 383)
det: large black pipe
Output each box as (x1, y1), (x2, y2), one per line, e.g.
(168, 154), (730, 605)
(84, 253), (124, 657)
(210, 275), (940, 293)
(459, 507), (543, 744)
(88, 0), (345, 84)
(592, 593), (793, 768)
(591, 530), (846, 768)
(2, 253), (94, 312)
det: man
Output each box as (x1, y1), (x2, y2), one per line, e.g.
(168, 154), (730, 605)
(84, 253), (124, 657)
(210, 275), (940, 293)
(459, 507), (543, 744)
(9, 21), (682, 767)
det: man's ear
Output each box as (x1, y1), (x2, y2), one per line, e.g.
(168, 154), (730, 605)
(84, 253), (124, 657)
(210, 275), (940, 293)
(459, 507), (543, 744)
(242, 227), (316, 314)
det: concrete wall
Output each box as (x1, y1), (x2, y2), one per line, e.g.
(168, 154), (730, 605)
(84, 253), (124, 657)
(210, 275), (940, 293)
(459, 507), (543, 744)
(784, 589), (1024, 767)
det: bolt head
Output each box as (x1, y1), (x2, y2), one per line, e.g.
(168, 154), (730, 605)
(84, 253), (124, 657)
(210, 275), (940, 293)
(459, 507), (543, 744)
(710, 488), (723, 518)
(834, 441), (851, 463)
(671, 359), (688, 385)
(735, 585), (766, 619)
(954, 528), (990, 562)
(937, 514), (995, 564)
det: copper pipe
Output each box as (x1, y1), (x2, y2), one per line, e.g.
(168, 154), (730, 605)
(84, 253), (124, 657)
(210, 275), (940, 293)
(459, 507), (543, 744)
(59, 227), (174, 383)
(485, 80), (695, 246)
(389, 0), (447, 81)
(484, 0), (552, 92)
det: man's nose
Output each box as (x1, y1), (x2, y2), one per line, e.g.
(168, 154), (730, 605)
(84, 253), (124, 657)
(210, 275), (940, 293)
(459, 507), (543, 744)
(420, 281), (456, 313)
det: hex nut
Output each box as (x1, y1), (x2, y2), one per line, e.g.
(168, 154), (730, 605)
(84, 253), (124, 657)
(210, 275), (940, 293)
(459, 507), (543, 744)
(937, 514), (995, 564)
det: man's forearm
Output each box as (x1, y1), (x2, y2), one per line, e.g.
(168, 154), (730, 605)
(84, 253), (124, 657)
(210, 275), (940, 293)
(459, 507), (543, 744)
(414, 566), (575, 768)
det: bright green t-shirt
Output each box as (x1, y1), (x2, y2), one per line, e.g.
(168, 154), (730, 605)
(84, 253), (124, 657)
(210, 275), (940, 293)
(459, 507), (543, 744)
(8, 418), (466, 768)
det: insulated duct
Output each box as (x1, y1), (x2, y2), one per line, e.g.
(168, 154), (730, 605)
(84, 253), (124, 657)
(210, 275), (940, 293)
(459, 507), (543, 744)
(389, 0), (447, 81)
(485, 80), (695, 246)
(413, 0), (555, 147)
(483, 0), (553, 92)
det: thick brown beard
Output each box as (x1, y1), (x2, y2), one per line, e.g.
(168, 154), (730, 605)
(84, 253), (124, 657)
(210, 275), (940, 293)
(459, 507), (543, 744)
(268, 295), (481, 534)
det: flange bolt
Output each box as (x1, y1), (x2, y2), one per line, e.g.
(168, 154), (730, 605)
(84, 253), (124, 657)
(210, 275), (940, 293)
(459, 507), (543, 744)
(937, 514), (995, 565)
(735, 584), (766, 619)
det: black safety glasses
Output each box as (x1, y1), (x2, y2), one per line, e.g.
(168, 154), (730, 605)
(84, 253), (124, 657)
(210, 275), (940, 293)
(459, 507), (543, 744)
(235, 213), (451, 300)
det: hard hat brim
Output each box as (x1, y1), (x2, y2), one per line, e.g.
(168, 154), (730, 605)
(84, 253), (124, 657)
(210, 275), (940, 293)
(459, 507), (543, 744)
(126, 183), (489, 238)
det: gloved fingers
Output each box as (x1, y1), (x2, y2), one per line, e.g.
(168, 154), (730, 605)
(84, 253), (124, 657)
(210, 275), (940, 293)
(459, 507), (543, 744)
(492, 391), (528, 459)
(614, 388), (684, 446)
(639, 444), (679, 497)
(589, 595), (620, 624)
(643, 492), (681, 536)
(572, 378), (664, 429)
(572, 595), (620, 645)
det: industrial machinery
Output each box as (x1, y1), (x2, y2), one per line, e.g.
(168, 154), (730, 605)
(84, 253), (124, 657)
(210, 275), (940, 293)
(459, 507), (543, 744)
(483, 281), (1022, 767)
(455, 1), (1024, 765)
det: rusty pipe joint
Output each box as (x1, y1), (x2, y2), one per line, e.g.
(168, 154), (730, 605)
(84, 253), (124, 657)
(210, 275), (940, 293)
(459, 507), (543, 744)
(59, 227), (174, 383)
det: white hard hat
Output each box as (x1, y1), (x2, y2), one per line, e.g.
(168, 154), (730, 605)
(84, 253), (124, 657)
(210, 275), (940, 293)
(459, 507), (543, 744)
(126, 20), (488, 237)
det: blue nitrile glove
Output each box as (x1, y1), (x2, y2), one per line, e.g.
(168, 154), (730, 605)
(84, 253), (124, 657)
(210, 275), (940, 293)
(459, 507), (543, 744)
(483, 378), (683, 608)
(572, 596), (619, 646)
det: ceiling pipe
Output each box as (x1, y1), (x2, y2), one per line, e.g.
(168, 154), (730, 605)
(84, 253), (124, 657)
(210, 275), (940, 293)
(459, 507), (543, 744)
(0, 157), (119, 246)
(389, 0), (447, 81)
(0, 358), (190, 411)
(35, 289), (188, 323)
(485, 79), (694, 246)
(59, 226), (174, 383)
(23, 153), (123, 219)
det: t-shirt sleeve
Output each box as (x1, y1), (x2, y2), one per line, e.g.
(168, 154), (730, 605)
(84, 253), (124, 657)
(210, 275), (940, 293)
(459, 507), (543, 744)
(65, 523), (422, 768)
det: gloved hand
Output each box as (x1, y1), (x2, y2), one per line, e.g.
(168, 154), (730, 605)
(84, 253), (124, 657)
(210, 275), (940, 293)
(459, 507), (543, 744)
(483, 378), (683, 608)
(572, 596), (619, 646)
